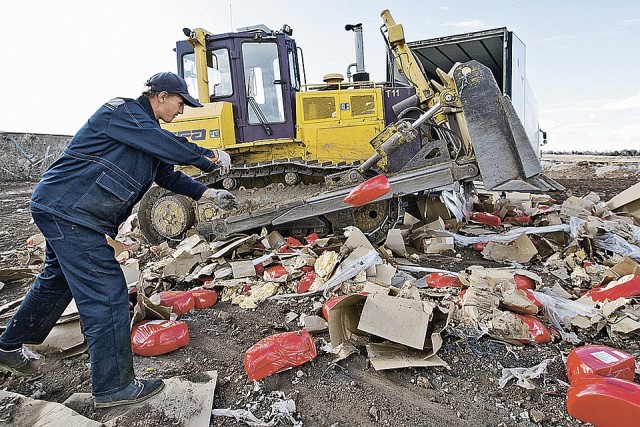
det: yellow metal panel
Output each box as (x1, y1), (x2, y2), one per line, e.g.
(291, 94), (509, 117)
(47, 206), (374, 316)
(296, 88), (385, 163)
(161, 102), (235, 150)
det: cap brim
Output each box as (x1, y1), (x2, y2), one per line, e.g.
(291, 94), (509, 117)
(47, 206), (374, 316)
(180, 92), (203, 108)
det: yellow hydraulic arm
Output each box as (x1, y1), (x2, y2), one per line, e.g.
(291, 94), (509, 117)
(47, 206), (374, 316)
(185, 28), (213, 105)
(380, 10), (449, 125)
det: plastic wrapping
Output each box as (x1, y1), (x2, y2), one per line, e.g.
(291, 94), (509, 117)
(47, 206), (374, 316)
(566, 345), (635, 383)
(272, 249), (382, 300)
(131, 320), (189, 356)
(244, 330), (317, 381)
(532, 290), (603, 341)
(444, 224), (570, 247)
(567, 376), (640, 427)
(594, 233), (640, 262)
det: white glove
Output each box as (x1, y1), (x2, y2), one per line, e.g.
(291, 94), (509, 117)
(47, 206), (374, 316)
(214, 149), (231, 175)
(200, 188), (239, 211)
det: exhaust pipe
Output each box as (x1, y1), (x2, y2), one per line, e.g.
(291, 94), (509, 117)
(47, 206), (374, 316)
(345, 23), (369, 82)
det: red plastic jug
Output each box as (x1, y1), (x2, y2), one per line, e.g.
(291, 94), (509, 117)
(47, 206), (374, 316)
(296, 271), (318, 294)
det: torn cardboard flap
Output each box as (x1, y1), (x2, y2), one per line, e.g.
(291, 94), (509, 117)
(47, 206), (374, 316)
(482, 233), (537, 263)
(488, 310), (533, 345)
(603, 256), (640, 284)
(382, 228), (407, 257)
(328, 293), (369, 348)
(358, 292), (435, 350)
(230, 260), (256, 279)
(342, 226), (374, 253)
(606, 181), (640, 221)
(366, 341), (447, 371)
(414, 233), (455, 254)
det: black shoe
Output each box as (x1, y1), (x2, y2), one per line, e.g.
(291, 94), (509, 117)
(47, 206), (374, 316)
(0, 347), (42, 375)
(94, 378), (165, 409)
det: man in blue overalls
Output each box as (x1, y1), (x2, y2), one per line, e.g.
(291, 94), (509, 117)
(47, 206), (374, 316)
(0, 72), (236, 408)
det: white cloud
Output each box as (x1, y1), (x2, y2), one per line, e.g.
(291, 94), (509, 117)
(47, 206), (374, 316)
(603, 94), (640, 111)
(539, 104), (639, 152)
(438, 6), (449, 11)
(534, 34), (578, 43)
(620, 18), (640, 26)
(439, 20), (483, 30)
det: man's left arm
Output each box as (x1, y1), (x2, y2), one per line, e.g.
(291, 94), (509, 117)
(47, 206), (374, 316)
(154, 162), (209, 200)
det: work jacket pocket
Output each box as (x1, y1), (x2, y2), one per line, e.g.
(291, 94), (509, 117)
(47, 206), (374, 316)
(72, 172), (135, 222)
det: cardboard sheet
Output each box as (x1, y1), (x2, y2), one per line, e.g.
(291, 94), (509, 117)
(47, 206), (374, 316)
(0, 390), (101, 427)
(358, 292), (434, 350)
(63, 371), (218, 427)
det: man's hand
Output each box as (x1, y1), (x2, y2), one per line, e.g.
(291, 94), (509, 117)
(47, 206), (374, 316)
(200, 188), (239, 211)
(213, 149), (231, 175)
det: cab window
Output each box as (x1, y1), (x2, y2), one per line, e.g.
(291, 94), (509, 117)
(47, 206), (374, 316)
(242, 42), (285, 124)
(181, 48), (233, 100)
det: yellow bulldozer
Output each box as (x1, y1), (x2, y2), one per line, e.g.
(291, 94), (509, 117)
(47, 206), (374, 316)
(139, 9), (562, 244)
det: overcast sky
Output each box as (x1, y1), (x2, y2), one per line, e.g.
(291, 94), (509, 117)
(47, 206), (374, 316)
(1, 0), (638, 152)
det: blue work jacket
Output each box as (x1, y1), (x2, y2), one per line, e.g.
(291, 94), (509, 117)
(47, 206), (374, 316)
(31, 96), (217, 237)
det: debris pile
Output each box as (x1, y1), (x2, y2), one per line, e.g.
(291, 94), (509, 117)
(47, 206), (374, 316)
(1, 180), (639, 425)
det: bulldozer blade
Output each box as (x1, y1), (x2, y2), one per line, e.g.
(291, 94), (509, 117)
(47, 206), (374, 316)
(452, 60), (564, 192)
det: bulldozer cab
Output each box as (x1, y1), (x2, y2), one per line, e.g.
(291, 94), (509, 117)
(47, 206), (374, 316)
(175, 26), (301, 143)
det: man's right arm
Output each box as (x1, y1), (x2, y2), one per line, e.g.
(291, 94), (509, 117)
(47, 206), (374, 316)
(105, 102), (217, 173)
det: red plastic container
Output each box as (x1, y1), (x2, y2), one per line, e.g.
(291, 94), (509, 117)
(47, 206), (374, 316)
(158, 291), (195, 315)
(322, 295), (350, 320)
(566, 345), (636, 384)
(296, 271), (318, 294)
(523, 289), (543, 310)
(514, 274), (536, 290)
(426, 272), (463, 288)
(583, 274), (640, 302)
(515, 314), (552, 344)
(131, 320), (189, 356)
(472, 242), (488, 252)
(188, 289), (218, 309)
(343, 174), (391, 207)
(265, 264), (288, 279)
(567, 376), (640, 427)
(305, 232), (319, 245)
(503, 289), (542, 315)
(244, 330), (317, 381)
(471, 212), (502, 227)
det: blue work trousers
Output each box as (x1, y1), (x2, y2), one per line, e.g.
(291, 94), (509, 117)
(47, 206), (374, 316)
(0, 210), (134, 396)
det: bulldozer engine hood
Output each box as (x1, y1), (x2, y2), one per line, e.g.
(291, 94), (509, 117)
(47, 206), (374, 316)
(30, 97), (218, 237)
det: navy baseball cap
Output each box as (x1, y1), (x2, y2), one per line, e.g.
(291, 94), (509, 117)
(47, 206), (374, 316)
(145, 72), (203, 108)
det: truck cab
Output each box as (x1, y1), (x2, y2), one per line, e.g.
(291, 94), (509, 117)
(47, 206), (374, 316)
(175, 25), (301, 144)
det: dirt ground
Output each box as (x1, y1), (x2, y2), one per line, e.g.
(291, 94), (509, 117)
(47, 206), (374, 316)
(0, 160), (639, 427)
